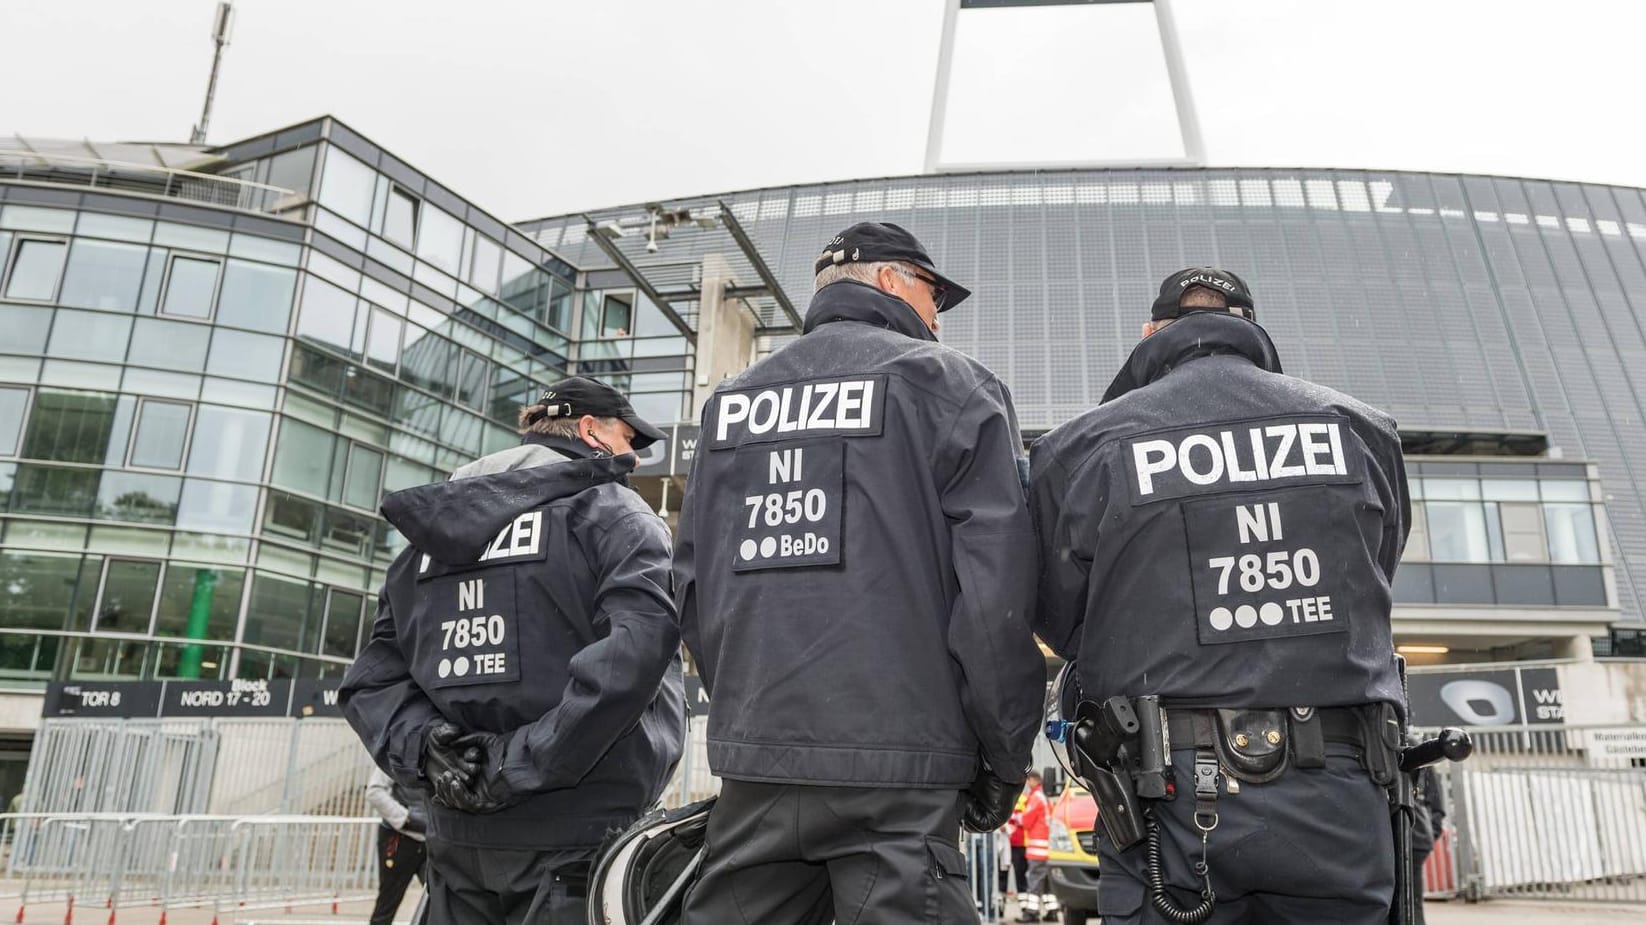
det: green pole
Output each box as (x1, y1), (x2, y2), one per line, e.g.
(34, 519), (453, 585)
(178, 568), (218, 679)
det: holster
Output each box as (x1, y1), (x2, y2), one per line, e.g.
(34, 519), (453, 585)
(1068, 698), (1148, 851)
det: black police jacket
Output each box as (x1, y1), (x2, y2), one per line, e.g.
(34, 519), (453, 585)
(1031, 312), (1410, 715)
(341, 439), (685, 850)
(673, 281), (1045, 789)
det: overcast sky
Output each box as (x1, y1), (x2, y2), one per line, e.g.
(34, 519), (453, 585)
(4, 0), (1644, 221)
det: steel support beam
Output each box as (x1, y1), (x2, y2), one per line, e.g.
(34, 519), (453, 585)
(582, 215), (697, 343)
(716, 200), (803, 332)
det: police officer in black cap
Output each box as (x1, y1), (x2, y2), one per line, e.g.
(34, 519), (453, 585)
(1031, 269), (1411, 924)
(674, 222), (1046, 923)
(341, 376), (685, 925)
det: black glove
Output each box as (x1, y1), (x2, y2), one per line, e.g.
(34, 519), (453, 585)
(445, 730), (524, 815)
(399, 806), (428, 837)
(961, 767), (1022, 833)
(421, 722), (481, 809)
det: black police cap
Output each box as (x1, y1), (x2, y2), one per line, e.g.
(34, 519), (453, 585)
(1151, 267), (1255, 322)
(814, 221), (972, 312)
(529, 376), (666, 450)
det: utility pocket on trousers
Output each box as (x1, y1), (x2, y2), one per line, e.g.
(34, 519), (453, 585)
(1097, 872), (1145, 917)
(924, 836), (973, 924)
(925, 835), (969, 881)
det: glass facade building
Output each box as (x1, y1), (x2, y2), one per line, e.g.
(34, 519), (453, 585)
(1, 119), (1639, 685)
(0, 119), (654, 685)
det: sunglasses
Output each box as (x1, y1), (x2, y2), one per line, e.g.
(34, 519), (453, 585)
(899, 266), (948, 312)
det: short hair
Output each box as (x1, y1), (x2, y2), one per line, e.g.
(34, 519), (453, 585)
(1180, 286), (1228, 310)
(1025, 769), (1042, 783)
(516, 404), (620, 439)
(814, 259), (900, 291)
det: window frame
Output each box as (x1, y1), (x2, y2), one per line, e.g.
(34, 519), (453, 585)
(0, 384), (34, 457)
(383, 185), (421, 250)
(125, 397), (197, 471)
(598, 291), (635, 339)
(158, 252), (226, 320)
(2, 235), (70, 303)
(89, 556), (166, 637)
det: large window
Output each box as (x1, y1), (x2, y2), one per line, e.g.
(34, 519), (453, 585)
(295, 275), (359, 352)
(5, 239), (68, 301)
(160, 255), (222, 319)
(22, 391), (118, 463)
(342, 444), (384, 510)
(185, 406), (270, 482)
(272, 418), (336, 496)
(1406, 476), (1603, 566)
(206, 329), (285, 382)
(0, 551), (98, 630)
(59, 239), (148, 312)
(128, 317), (210, 372)
(94, 559), (162, 635)
(154, 565), (243, 643)
(383, 187), (419, 249)
(216, 260), (297, 333)
(45, 310), (133, 364)
(0, 387), (29, 455)
(318, 147), (377, 227)
(245, 573), (322, 656)
(416, 205), (462, 273)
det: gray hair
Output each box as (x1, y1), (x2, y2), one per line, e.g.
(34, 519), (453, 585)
(814, 260), (902, 292)
(517, 404), (619, 439)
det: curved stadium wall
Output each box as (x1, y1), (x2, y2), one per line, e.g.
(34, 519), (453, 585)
(529, 167), (1646, 637)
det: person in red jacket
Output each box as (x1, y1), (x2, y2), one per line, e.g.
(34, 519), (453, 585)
(1006, 791), (1029, 898)
(1018, 771), (1057, 922)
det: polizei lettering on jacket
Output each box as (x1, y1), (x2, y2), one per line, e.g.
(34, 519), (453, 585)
(1127, 414), (1361, 503)
(707, 374), (887, 450)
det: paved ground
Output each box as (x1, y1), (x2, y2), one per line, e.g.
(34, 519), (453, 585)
(6, 890), (1645, 923)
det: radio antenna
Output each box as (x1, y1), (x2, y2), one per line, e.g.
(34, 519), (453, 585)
(189, 2), (236, 145)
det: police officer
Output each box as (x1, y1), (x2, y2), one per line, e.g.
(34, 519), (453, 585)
(341, 376), (685, 925)
(1031, 269), (1411, 924)
(674, 222), (1046, 924)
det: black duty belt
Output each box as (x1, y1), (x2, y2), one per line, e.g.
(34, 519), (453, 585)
(1154, 704), (1392, 786)
(1163, 706), (1365, 751)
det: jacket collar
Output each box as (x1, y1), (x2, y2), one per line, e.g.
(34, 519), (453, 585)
(1102, 312), (1285, 403)
(522, 432), (599, 461)
(802, 281), (938, 343)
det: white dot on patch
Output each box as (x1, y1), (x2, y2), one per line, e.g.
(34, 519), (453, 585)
(454, 656), (471, 677)
(437, 658), (452, 678)
(1260, 602), (1284, 626)
(1209, 607), (1233, 631)
(760, 536), (777, 558)
(740, 539), (758, 561)
(1234, 605), (1258, 629)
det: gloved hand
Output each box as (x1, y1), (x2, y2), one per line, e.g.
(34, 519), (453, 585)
(399, 806), (428, 837)
(421, 722), (481, 809)
(445, 730), (525, 815)
(961, 767), (1022, 833)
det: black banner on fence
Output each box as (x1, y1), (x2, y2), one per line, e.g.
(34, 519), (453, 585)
(41, 680), (334, 719)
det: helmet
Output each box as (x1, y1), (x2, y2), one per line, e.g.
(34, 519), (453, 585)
(1045, 662), (1084, 788)
(588, 797), (714, 925)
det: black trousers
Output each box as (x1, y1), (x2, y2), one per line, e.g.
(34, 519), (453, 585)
(371, 825), (427, 925)
(1096, 746), (1395, 925)
(681, 780), (974, 925)
(425, 840), (595, 925)
(1012, 845), (1028, 893)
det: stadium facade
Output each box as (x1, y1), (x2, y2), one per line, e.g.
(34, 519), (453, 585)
(2, 117), (1643, 740)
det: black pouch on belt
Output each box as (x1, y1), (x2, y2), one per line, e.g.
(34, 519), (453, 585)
(1212, 709), (1290, 784)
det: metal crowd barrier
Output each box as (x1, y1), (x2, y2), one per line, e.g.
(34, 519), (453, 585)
(0, 812), (380, 923)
